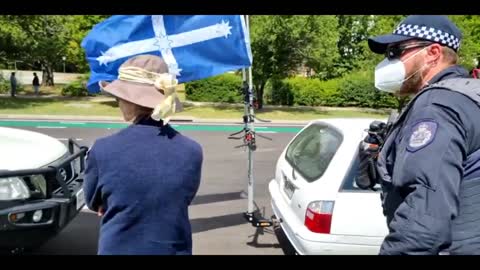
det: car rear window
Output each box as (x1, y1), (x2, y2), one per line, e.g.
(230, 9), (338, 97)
(285, 123), (343, 182)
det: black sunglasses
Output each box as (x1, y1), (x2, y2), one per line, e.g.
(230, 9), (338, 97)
(385, 41), (433, 60)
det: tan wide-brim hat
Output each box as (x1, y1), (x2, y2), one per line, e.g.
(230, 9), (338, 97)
(99, 54), (183, 111)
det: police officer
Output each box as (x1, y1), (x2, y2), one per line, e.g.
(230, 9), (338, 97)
(360, 15), (480, 255)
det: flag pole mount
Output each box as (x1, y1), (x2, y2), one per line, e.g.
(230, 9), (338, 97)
(228, 15), (273, 229)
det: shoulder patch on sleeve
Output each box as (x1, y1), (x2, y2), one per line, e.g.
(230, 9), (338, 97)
(406, 120), (438, 152)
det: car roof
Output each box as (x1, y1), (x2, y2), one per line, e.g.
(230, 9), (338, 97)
(308, 118), (386, 135)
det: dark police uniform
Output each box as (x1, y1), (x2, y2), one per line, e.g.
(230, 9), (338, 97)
(364, 15), (480, 255)
(376, 66), (480, 255)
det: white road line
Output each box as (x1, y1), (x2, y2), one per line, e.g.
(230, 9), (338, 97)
(36, 126), (66, 129)
(59, 122), (86, 125)
(256, 131), (277, 134)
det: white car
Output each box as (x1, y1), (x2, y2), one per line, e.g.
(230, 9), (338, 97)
(269, 118), (389, 255)
(0, 127), (87, 253)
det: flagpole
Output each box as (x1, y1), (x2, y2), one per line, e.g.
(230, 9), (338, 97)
(229, 15), (272, 228)
(244, 15), (254, 215)
(245, 15), (272, 227)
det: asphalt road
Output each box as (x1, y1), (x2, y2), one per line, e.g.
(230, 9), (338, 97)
(6, 121), (301, 255)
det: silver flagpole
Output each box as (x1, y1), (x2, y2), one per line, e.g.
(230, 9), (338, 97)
(229, 15), (272, 228)
(245, 15), (255, 215)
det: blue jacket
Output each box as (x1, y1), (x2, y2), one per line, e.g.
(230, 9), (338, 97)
(84, 118), (203, 255)
(377, 66), (480, 255)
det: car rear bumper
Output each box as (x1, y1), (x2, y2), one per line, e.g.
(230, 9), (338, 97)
(269, 179), (382, 255)
(0, 179), (85, 250)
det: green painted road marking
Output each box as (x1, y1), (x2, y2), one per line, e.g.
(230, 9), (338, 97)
(0, 120), (302, 133)
(0, 120), (128, 129)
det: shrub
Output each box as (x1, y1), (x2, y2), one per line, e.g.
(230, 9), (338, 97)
(61, 74), (90, 97)
(185, 73), (243, 103)
(267, 76), (340, 106)
(266, 78), (294, 106)
(337, 71), (399, 109)
(0, 73), (24, 94)
(265, 72), (399, 109)
(0, 74), (10, 94)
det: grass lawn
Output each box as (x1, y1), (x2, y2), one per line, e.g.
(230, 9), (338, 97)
(14, 83), (186, 98)
(0, 97), (120, 116)
(176, 106), (387, 120)
(17, 85), (66, 96)
(0, 96), (388, 121)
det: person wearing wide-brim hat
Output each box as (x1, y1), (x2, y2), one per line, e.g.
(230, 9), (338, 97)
(84, 54), (203, 255)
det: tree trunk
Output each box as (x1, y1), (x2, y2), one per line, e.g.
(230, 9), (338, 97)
(41, 63), (54, 86)
(255, 82), (266, 110)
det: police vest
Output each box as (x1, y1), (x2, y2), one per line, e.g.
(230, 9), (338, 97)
(384, 78), (480, 254)
(387, 78), (480, 134)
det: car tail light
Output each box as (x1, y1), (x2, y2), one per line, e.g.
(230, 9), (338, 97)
(305, 200), (334, 234)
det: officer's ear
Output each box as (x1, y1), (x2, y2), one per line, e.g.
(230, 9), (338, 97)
(425, 43), (442, 66)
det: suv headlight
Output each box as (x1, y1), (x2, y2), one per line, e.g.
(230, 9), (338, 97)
(0, 177), (31, 200)
(29, 175), (47, 197)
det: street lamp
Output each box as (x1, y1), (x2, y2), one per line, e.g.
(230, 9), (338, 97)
(62, 56), (66, 73)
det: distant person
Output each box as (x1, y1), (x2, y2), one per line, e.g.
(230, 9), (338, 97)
(32, 72), (40, 95)
(10, 72), (16, 97)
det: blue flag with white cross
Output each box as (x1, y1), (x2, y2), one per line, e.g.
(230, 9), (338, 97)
(81, 15), (253, 93)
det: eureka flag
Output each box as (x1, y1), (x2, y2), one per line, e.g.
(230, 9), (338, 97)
(81, 15), (253, 93)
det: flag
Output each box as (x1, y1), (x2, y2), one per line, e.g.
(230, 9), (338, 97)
(81, 15), (253, 93)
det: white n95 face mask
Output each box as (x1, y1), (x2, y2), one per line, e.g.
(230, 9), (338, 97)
(374, 58), (405, 93)
(374, 47), (428, 93)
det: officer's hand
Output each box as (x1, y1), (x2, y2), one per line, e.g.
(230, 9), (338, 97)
(97, 206), (104, 217)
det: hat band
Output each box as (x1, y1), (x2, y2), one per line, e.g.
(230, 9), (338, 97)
(393, 24), (460, 51)
(117, 66), (179, 124)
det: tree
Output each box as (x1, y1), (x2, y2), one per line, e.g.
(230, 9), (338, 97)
(356, 15), (406, 69)
(449, 15), (480, 70)
(65, 15), (109, 73)
(333, 15), (375, 76)
(249, 15), (339, 109)
(0, 16), (30, 69)
(301, 16), (339, 80)
(0, 15), (72, 86)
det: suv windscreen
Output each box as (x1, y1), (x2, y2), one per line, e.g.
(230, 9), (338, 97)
(285, 123), (343, 182)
